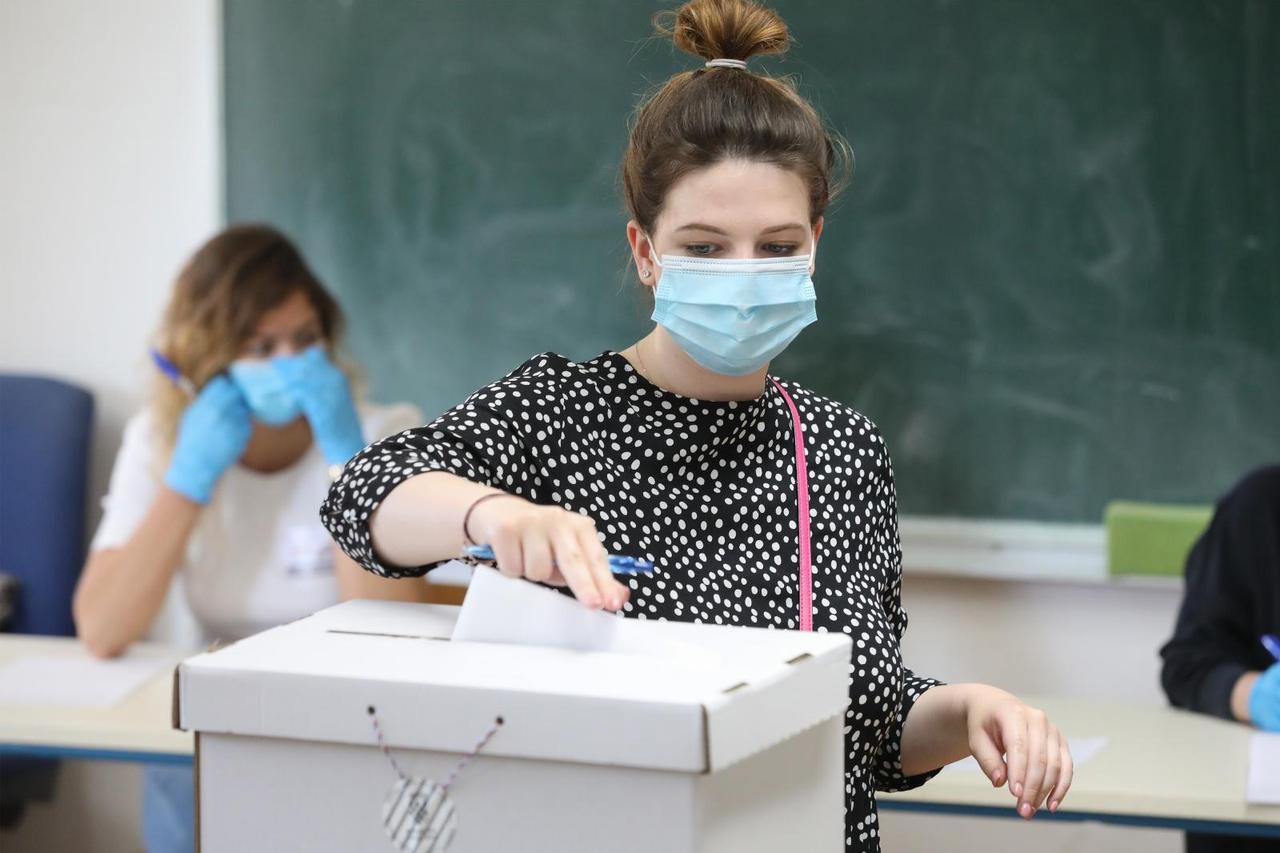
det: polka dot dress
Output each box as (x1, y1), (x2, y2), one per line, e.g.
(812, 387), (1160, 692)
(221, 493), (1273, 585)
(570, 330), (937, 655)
(322, 351), (943, 852)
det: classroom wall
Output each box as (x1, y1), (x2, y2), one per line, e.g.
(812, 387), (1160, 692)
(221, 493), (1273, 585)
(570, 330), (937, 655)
(0, 2), (220, 851)
(0, 0), (221, 535)
(0, 2), (1203, 852)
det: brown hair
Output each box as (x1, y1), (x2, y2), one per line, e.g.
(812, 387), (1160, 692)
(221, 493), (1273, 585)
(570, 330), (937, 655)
(621, 0), (851, 236)
(150, 224), (350, 446)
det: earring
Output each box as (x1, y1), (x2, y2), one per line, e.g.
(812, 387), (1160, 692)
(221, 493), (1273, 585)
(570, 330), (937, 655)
(641, 269), (650, 278)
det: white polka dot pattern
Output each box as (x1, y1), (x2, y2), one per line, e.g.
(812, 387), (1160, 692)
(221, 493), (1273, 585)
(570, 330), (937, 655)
(321, 351), (942, 852)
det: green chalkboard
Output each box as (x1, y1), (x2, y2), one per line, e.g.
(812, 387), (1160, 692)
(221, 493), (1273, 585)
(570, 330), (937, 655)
(224, 0), (1280, 523)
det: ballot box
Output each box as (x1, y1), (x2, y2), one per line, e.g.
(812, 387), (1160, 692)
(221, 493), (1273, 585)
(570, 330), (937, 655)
(175, 566), (852, 852)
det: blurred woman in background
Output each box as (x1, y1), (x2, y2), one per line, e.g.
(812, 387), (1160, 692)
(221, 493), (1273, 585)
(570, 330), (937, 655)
(73, 224), (429, 853)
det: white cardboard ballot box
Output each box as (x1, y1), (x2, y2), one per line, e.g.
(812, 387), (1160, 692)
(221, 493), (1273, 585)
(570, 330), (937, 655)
(175, 582), (852, 853)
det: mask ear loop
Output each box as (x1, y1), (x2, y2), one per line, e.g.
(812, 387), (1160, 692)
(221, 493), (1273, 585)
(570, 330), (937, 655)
(648, 235), (664, 273)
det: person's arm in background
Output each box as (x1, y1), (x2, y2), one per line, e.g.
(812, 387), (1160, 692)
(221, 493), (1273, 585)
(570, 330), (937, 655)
(75, 490), (201, 658)
(1231, 672), (1261, 723)
(333, 546), (428, 602)
(1160, 466), (1280, 726)
(75, 378), (252, 658)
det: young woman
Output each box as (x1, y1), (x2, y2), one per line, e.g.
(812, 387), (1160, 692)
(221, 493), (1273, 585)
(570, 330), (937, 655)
(75, 224), (429, 852)
(321, 2), (1074, 849)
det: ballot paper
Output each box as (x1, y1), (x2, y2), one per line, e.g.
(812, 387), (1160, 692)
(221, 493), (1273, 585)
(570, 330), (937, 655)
(452, 562), (622, 651)
(942, 735), (1109, 776)
(1247, 732), (1280, 803)
(450, 563), (723, 667)
(0, 654), (174, 708)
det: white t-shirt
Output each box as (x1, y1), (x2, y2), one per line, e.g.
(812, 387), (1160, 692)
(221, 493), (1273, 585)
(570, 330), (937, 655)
(90, 402), (423, 645)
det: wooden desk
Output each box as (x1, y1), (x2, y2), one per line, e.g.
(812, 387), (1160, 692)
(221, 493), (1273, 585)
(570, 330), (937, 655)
(881, 695), (1280, 838)
(0, 635), (192, 765)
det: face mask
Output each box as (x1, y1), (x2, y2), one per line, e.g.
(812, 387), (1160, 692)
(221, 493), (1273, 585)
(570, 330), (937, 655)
(227, 358), (303, 426)
(648, 247), (818, 376)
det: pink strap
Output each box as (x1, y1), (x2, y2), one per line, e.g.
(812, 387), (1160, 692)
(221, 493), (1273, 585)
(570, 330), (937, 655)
(771, 378), (812, 632)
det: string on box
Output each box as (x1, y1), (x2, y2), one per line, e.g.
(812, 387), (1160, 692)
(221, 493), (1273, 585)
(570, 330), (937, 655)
(368, 705), (504, 853)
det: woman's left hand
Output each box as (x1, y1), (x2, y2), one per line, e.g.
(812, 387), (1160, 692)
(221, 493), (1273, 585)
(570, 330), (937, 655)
(963, 686), (1074, 818)
(274, 345), (366, 465)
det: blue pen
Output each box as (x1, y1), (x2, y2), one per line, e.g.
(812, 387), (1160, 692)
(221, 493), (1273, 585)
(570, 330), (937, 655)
(463, 544), (654, 575)
(149, 348), (196, 397)
(1262, 634), (1280, 662)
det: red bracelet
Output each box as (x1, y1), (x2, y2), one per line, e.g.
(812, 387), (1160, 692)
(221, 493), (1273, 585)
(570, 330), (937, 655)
(462, 492), (521, 546)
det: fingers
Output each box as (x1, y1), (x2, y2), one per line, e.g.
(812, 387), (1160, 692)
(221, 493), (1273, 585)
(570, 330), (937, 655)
(188, 375), (250, 431)
(201, 374), (236, 397)
(967, 726), (1008, 789)
(1033, 724), (1062, 812)
(476, 503), (632, 613)
(1048, 735), (1074, 813)
(521, 531), (555, 585)
(1000, 707), (1029, 815)
(488, 519), (524, 580)
(574, 523), (628, 611)
(1016, 707), (1048, 819)
(200, 375), (244, 408)
(549, 523), (605, 610)
(270, 345), (338, 397)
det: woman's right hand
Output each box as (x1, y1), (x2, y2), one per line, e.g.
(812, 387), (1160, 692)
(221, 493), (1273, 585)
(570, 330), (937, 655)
(163, 375), (253, 504)
(468, 496), (631, 612)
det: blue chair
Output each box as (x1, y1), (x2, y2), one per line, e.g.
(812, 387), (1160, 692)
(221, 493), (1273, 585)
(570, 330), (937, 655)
(0, 373), (94, 635)
(0, 373), (95, 829)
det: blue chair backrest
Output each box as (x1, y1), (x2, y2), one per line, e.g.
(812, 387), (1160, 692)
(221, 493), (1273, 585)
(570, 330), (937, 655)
(0, 374), (94, 635)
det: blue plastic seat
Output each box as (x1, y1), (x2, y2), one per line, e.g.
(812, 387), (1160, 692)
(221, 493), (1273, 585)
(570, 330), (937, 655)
(0, 373), (95, 829)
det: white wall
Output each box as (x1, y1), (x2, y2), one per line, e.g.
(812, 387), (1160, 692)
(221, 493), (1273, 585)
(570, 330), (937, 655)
(0, 0), (221, 530)
(0, 2), (220, 850)
(900, 574), (1182, 704)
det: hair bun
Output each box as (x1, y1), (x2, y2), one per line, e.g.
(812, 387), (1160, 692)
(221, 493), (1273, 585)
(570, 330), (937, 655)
(656, 0), (790, 64)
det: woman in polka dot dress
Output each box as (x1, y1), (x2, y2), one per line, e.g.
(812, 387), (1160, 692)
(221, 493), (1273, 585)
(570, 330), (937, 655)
(321, 0), (1073, 849)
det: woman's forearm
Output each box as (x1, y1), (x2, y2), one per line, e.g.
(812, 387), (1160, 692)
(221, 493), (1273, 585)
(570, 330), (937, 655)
(368, 471), (510, 569)
(73, 487), (201, 658)
(899, 683), (973, 776)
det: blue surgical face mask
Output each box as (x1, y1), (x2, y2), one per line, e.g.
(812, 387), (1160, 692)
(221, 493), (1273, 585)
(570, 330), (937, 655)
(648, 246), (818, 376)
(227, 358), (303, 426)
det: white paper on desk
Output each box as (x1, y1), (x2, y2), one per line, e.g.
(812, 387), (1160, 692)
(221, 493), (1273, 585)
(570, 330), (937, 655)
(942, 735), (1109, 776)
(450, 563), (722, 667)
(0, 654), (174, 708)
(1247, 732), (1280, 803)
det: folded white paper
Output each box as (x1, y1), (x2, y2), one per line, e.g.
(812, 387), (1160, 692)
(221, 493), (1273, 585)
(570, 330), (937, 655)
(0, 654), (174, 708)
(451, 562), (620, 652)
(450, 563), (722, 668)
(1248, 732), (1280, 804)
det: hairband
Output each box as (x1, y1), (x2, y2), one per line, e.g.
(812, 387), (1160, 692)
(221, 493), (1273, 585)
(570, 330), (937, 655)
(704, 58), (748, 70)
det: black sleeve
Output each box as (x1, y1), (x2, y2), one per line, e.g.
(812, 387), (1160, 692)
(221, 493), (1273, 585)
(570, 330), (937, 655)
(319, 355), (564, 578)
(869, 427), (945, 793)
(1159, 466), (1280, 720)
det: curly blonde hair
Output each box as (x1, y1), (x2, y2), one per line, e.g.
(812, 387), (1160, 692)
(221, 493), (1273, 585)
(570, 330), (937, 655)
(150, 224), (353, 448)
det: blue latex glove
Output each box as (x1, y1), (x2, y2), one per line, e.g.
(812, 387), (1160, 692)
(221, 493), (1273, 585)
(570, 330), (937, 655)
(164, 375), (253, 504)
(1250, 664), (1280, 731)
(272, 345), (365, 465)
